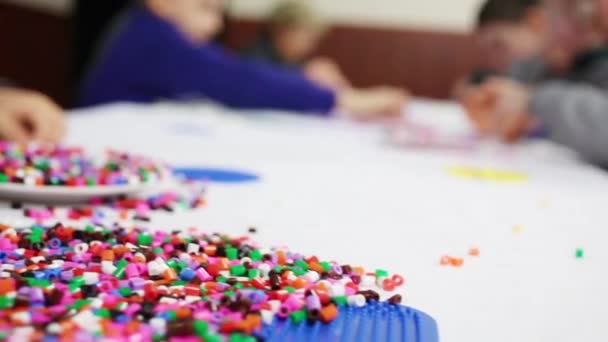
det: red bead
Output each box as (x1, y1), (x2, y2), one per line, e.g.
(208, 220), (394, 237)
(392, 275), (405, 287)
(382, 278), (396, 292)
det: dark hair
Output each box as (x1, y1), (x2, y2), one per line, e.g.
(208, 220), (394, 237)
(477, 0), (542, 28)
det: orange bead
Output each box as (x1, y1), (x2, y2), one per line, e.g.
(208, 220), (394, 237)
(204, 245), (217, 256)
(163, 268), (178, 281)
(277, 250), (287, 266)
(353, 266), (365, 276)
(102, 250), (115, 261)
(309, 262), (324, 274)
(450, 258), (464, 267)
(320, 304), (338, 323)
(291, 278), (308, 289)
(469, 248), (480, 257)
(0, 279), (16, 295)
(440, 256), (451, 266)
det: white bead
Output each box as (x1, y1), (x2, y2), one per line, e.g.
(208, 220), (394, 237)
(328, 284), (346, 298)
(258, 263), (271, 277)
(90, 298), (103, 309)
(178, 253), (191, 262)
(73, 311), (100, 332)
(150, 318), (166, 334)
(101, 261), (116, 275)
(159, 297), (177, 304)
(376, 276), (387, 288)
(30, 256), (45, 264)
(74, 243), (89, 254)
(240, 257), (252, 264)
(187, 243), (200, 254)
(347, 294), (366, 307)
(147, 261), (162, 276)
(261, 310), (274, 325)
(304, 271), (320, 282)
(12, 311), (31, 324)
(267, 300), (281, 313)
(47, 323), (61, 334)
(184, 296), (200, 304)
(361, 275), (375, 287)
(83, 272), (99, 285)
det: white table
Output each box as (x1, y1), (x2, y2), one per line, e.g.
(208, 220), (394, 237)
(51, 100), (608, 341)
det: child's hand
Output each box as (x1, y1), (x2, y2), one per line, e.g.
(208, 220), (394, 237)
(338, 87), (409, 121)
(0, 88), (66, 144)
(462, 78), (537, 142)
(461, 84), (499, 135)
(305, 57), (352, 91)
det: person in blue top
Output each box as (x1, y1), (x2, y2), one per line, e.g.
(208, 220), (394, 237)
(80, 0), (408, 120)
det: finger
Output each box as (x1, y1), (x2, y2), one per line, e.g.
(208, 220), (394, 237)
(0, 116), (32, 144)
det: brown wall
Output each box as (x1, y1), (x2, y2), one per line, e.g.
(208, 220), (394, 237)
(225, 19), (482, 99)
(0, 4), (481, 107)
(0, 4), (72, 107)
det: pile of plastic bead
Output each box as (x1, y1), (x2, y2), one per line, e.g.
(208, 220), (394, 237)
(0, 223), (405, 341)
(18, 181), (207, 228)
(0, 142), (167, 187)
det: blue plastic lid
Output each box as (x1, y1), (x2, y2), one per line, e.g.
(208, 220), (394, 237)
(173, 167), (260, 183)
(261, 302), (438, 342)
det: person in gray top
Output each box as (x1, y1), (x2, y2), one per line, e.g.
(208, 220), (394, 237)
(463, 0), (608, 167)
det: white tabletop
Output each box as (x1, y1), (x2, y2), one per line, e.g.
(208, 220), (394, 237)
(46, 100), (608, 341)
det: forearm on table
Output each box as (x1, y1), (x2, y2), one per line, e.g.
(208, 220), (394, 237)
(530, 82), (608, 166)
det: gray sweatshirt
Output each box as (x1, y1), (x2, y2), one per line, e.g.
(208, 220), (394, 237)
(530, 51), (608, 167)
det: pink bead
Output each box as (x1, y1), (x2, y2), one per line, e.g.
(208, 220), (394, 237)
(125, 264), (140, 278)
(196, 268), (212, 281)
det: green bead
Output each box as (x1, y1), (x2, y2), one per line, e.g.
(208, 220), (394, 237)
(216, 276), (227, 283)
(86, 178), (96, 186)
(295, 260), (309, 271)
(576, 249), (585, 259)
(249, 250), (262, 262)
(112, 266), (126, 279)
(333, 296), (347, 306)
(284, 286), (295, 294)
(290, 309), (307, 324)
(247, 269), (260, 279)
(319, 262), (332, 272)
(153, 247), (164, 254)
(70, 299), (92, 310)
(229, 333), (244, 342)
(193, 320), (209, 337)
(115, 259), (128, 268)
(95, 308), (111, 318)
(85, 225), (95, 233)
(0, 296), (14, 309)
(119, 287), (132, 297)
(172, 280), (187, 286)
(204, 333), (222, 342)
(137, 234), (153, 246)
(70, 276), (86, 288)
(226, 248), (238, 260)
(224, 291), (236, 298)
(375, 269), (389, 278)
(233, 282), (244, 289)
(0, 173), (8, 183)
(293, 268), (306, 276)
(229, 264), (246, 276)
(27, 278), (51, 287)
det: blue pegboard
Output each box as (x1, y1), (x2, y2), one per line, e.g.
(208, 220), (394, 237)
(172, 167), (260, 183)
(261, 302), (438, 342)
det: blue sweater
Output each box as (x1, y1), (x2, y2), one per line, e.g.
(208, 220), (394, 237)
(80, 7), (336, 114)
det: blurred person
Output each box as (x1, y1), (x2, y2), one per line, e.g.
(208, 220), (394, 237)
(462, 0), (608, 166)
(456, 0), (553, 134)
(80, 0), (407, 120)
(244, 0), (350, 91)
(0, 87), (65, 143)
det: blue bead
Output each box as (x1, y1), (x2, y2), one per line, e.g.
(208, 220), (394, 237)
(179, 268), (196, 281)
